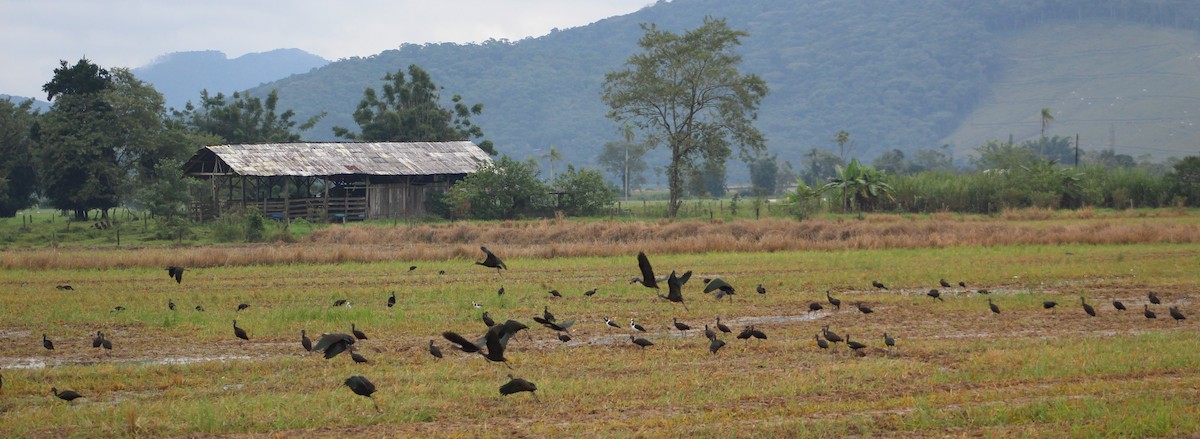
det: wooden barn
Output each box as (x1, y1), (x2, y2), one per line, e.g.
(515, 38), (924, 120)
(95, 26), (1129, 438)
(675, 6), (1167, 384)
(181, 141), (492, 221)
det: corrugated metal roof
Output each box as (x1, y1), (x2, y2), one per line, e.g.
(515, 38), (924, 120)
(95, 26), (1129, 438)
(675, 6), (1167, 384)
(190, 141), (492, 177)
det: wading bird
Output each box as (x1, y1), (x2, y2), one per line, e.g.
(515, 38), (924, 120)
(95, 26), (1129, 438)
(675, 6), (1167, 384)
(168, 299), (175, 311)
(1143, 304), (1157, 319)
(56, 285), (73, 290)
(1170, 306), (1186, 323)
(822, 326), (843, 351)
(660, 270), (693, 310)
(809, 302), (824, 312)
(872, 280), (888, 290)
(236, 303), (250, 312)
(350, 346), (369, 364)
(195, 305), (205, 312)
(499, 374), (538, 398)
(1081, 297), (1096, 317)
(631, 335), (654, 349)
(482, 311), (496, 328)
(387, 291), (396, 308)
(584, 288), (597, 297)
(497, 286), (505, 297)
(883, 333), (896, 353)
(959, 281), (967, 288)
(927, 289), (944, 301)
(826, 291), (841, 310)
(548, 289), (561, 298)
(856, 303), (874, 314)
(351, 323), (368, 340)
(709, 337), (726, 355)
(542, 306), (555, 323)
(604, 317), (620, 329)
(166, 266), (185, 283)
(301, 330), (313, 352)
(428, 340), (443, 360)
(43, 334), (53, 350)
(939, 279), (951, 288)
(715, 317), (732, 334)
(846, 334), (867, 353)
(1149, 292), (1162, 305)
(634, 252), (660, 289)
(1113, 300), (1127, 311)
(343, 375), (380, 413)
(233, 320), (249, 341)
(558, 333), (571, 343)
(313, 333), (356, 359)
(757, 284), (767, 295)
(672, 318), (691, 334)
(815, 334), (829, 351)
(92, 331), (104, 349)
(476, 246), (507, 273)
(989, 298), (1001, 314)
(52, 387), (83, 403)
(332, 299), (350, 307)
(631, 318), (646, 332)
(408, 265), (417, 272)
(1043, 301), (1058, 310)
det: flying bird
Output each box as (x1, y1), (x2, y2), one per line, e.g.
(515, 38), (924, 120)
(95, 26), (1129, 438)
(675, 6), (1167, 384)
(634, 252), (660, 289)
(499, 374), (538, 398)
(659, 270), (692, 310)
(312, 333), (356, 359)
(704, 278), (736, 301)
(166, 266), (185, 283)
(343, 375), (380, 413)
(476, 246), (507, 273)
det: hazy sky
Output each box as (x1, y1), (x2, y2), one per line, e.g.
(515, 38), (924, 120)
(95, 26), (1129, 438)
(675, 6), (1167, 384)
(0, 0), (652, 99)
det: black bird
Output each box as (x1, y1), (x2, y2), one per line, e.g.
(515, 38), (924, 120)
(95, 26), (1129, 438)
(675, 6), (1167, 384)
(846, 334), (867, 353)
(168, 299), (175, 311)
(808, 302), (824, 312)
(351, 323), (368, 340)
(604, 317), (620, 329)
(429, 340), (443, 360)
(872, 280), (888, 290)
(959, 281), (967, 288)
(715, 317), (732, 333)
(704, 324), (716, 341)
(56, 284), (74, 290)
(927, 289), (944, 301)
(497, 286), (505, 297)
(233, 320), (249, 341)
(166, 266), (185, 283)
(1144, 304), (1157, 319)
(313, 333), (357, 359)
(499, 374), (538, 398)
(557, 333), (572, 343)
(1081, 297), (1096, 317)
(476, 246), (507, 273)
(101, 336), (112, 351)
(1113, 300), (1127, 311)
(350, 346), (370, 364)
(748, 327), (767, 340)
(1043, 301), (1058, 310)
(548, 289), (562, 298)
(883, 333), (896, 352)
(482, 311), (496, 328)
(343, 375), (380, 413)
(1169, 306), (1186, 323)
(92, 331), (104, 349)
(332, 299), (350, 307)
(43, 334), (54, 350)
(634, 252), (660, 289)
(709, 337), (726, 355)
(988, 298), (1001, 314)
(408, 265), (417, 272)
(826, 291), (842, 310)
(236, 303), (250, 312)
(1149, 292), (1162, 305)
(438, 270), (446, 275)
(822, 326), (844, 350)
(630, 335), (654, 349)
(542, 306), (556, 323)
(757, 284), (767, 295)
(815, 334), (829, 351)
(533, 317), (575, 332)
(631, 318), (646, 332)
(195, 305), (205, 312)
(52, 387), (83, 402)
(301, 330), (313, 352)
(584, 288), (597, 297)
(939, 278), (951, 288)
(976, 289), (991, 295)
(660, 270), (693, 310)
(387, 291), (396, 308)
(443, 320), (528, 367)
(856, 302), (874, 314)
(672, 318), (691, 333)
(737, 326), (753, 340)
(111, 306), (125, 312)
(704, 278), (736, 301)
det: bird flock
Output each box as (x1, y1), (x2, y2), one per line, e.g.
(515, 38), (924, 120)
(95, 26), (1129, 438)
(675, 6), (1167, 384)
(12, 245), (1190, 414)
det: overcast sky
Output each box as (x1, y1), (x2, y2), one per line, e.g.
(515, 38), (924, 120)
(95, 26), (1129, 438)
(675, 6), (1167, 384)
(0, 0), (652, 99)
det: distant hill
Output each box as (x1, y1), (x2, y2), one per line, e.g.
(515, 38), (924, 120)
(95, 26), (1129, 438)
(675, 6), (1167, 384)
(0, 95), (50, 112)
(224, 0), (1200, 180)
(133, 48), (329, 110)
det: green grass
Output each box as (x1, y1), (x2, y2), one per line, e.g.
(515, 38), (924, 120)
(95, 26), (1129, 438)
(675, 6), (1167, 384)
(1, 227), (1198, 436)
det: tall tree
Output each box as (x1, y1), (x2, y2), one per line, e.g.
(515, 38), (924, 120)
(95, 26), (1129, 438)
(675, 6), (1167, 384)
(542, 146), (563, 181)
(602, 17), (768, 217)
(834, 130), (852, 162)
(597, 124), (649, 199)
(0, 99), (39, 216)
(333, 64), (495, 155)
(173, 89), (322, 144)
(1040, 107), (1055, 138)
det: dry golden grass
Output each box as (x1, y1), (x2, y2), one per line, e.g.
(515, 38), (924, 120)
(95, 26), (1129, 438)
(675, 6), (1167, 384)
(1, 213), (1197, 270)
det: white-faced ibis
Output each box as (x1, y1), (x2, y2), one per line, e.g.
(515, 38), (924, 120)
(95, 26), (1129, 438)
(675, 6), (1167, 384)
(883, 333), (896, 352)
(927, 289), (944, 301)
(846, 334), (867, 353)
(429, 340), (443, 360)
(548, 289), (562, 298)
(344, 375), (380, 413)
(709, 337), (726, 355)
(92, 331), (104, 349)
(168, 299), (175, 311)
(43, 334), (54, 350)
(443, 320), (528, 367)
(1149, 292), (1162, 305)
(166, 266), (185, 283)
(856, 303), (874, 314)
(704, 278), (736, 301)
(52, 387), (83, 402)
(604, 317), (620, 329)
(704, 324), (715, 340)
(533, 317), (574, 332)
(584, 288), (597, 297)
(542, 306), (555, 323)
(497, 286), (505, 297)
(233, 320), (249, 341)
(939, 278), (951, 288)
(757, 284), (766, 295)
(1081, 297), (1096, 317)
(439, 270), (446, 275)
(631, 335), (654, 349)
(1113, 300), (1127, 311)
(976, 289), (991, 295)
(56, 284), (73, 290)
(482, 311), (496, 328)
(297, 330), (311, 352)
(872, 280), (888, 290)
(660, 270), (692, 310)
(815, 334), (829, 351)
(672, 318), (691, 333)
(350, 346), (370, 364)
(715, 317), (732, 333)
(313, 333), (356, 359)
(351, 323), (368, 340)
(822, 326), (843, 351)
(749, 327), (767, 340)
(988, 298), (1000, 314)
(808, 302), (824, 312)
(1144, 304), (1157, 319)
(476, 246), (507, 273)
(826, 291), (841, 310)
(1170, 306), (1186, 323)
(236, 303), (250, 312)
(635, 252), (660, 289)
(631, 318), (646, 332)
(959, 281), (967, 288)
(1043, 301), (1058, 310)
(387, 291), (396, 308)
(499, 374), (538, 398)
(408, 265), (417, 272)
(558, 333), (572, 343)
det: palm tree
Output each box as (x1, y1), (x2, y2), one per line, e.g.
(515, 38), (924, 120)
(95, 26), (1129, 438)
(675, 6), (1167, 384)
(834, 130), (851, 162)
(1040, 107), (1054, 138)
(543, 146), (564, 181)
(819, 159), (894, 212)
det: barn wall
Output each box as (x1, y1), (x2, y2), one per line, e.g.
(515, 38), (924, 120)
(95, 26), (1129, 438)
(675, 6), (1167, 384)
(367, 180), (453, 219)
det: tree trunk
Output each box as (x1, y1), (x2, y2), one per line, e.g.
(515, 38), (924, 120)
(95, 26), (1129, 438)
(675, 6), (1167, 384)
(73, 209), (87, 221)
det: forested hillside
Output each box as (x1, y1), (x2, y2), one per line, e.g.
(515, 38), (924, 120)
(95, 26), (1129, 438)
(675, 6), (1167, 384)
(244, 0), (1200, 177)
(134, 49), (329, 110)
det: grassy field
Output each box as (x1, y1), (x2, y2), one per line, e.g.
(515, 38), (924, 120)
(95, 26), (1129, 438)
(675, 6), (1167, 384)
(1, 214), (1198, 437)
